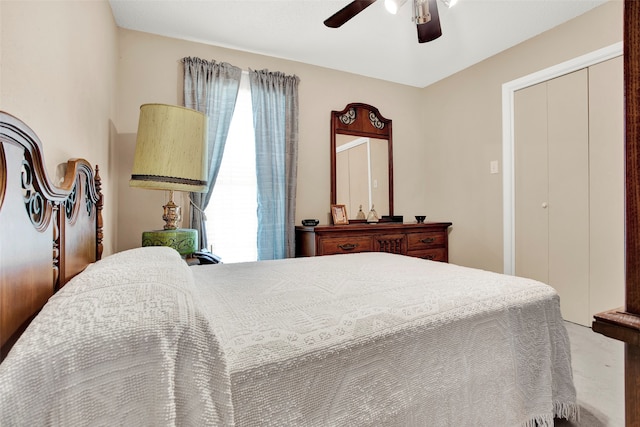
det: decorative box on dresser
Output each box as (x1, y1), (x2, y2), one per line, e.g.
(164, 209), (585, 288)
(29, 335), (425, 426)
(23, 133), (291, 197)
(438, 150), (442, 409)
(295, 222), (452, 261)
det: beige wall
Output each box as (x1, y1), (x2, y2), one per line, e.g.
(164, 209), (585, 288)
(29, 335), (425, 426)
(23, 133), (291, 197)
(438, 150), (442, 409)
(115, 29), (425, 252)
(1, 0), (623, 271)
(116, 1), (622, 267)
(420, 1), (623, 271)
(0, 0), (118, 256)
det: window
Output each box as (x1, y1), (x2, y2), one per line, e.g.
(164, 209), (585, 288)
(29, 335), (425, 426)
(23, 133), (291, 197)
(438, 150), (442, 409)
(205, 73), (257, 263)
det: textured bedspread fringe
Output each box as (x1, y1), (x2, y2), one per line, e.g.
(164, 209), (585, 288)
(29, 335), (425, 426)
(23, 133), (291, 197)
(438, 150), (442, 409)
(522, 414), (553, 427)
(555, 401), (580, 423)
(521, 402), (579, 427)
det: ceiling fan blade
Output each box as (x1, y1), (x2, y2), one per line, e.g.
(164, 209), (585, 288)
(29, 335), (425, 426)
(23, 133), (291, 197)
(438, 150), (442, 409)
(416, 0), (442, 43)
(324, 0), (377, 28)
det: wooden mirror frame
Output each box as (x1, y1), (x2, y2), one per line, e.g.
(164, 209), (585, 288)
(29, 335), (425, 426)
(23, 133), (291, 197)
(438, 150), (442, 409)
(330, 103), (394, 217)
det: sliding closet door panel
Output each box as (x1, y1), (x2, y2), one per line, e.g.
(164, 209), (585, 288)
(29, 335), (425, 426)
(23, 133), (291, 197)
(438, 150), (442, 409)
(514, 83), (549, 284)
(588, 56), (625, 316)
(547, 69), (590, 326)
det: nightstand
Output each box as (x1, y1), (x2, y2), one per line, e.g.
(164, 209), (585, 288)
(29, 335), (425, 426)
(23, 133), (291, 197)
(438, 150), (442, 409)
(142, 228), (198, 257)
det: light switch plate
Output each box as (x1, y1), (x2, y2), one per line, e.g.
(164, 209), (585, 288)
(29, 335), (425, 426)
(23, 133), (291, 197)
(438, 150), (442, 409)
(490, 160), (499, 174)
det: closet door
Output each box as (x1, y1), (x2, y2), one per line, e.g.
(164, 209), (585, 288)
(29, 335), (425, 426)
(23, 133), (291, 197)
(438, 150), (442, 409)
(514, 58), (624, 327)
(588, 56), (625, 316)
(514, 69), (590, 326)
(514, 83), (549, 284)
(547, 69), (590, 325)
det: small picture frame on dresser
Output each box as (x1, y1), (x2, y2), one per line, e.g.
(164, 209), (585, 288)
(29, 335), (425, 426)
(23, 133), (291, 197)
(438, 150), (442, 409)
(331, 204), (349, 225)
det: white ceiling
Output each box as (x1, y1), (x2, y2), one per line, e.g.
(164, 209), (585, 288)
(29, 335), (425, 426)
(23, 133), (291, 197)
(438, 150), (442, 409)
(108, 0), (609, 88)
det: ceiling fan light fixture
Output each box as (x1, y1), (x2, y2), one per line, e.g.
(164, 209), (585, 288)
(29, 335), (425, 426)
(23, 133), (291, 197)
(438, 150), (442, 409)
(323, 0), (443, 44)
(442, 0), (458, 8)
(414, 0), (432, 24)
(384, 0), (408, 14)
(416, 0), (442, 43)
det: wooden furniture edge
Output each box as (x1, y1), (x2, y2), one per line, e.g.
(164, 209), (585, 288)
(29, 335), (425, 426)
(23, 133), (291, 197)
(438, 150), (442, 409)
(297, 221), (453, 232)
(593, 309), (640, 347)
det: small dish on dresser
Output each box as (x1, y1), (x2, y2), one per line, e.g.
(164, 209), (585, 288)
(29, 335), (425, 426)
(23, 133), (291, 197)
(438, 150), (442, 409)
(302, 219), (320, 226)
(415, 215), (426, 223)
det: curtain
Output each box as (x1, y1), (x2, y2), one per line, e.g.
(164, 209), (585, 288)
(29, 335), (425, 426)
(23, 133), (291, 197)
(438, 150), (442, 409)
(183, 57), (242, 250)
(249, 69), (300, 260)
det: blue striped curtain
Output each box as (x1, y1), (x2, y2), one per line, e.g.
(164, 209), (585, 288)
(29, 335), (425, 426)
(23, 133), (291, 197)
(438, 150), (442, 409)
(249, 69), (300, 260)
(183, 57), (242, 250)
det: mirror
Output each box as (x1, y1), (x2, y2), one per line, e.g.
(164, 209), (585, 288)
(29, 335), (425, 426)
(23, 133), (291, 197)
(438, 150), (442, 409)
(331, 103), (393, 219)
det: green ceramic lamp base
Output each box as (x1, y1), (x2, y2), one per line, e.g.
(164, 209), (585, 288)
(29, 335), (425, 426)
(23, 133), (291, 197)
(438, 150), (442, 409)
(141, 228), (198, 256)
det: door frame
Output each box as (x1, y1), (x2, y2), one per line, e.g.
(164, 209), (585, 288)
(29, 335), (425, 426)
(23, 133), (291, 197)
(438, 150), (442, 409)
(501, 42), (622, 275)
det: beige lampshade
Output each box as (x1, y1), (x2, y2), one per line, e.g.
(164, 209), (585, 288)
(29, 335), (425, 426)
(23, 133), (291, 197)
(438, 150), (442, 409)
(130, 103), (208, 192)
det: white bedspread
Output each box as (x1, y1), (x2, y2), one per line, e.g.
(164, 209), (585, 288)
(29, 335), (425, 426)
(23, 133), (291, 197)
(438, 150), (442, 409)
(191, 252), (577, 427)
(0, 247), (233, 426)
(0, 248), (577, 426)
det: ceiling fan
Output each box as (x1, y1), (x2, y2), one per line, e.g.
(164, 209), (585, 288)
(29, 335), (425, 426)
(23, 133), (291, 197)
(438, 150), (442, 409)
(324, 0), (454, 43)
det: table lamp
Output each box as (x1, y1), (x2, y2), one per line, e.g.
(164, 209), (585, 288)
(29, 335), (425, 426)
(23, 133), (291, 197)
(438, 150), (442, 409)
(130, 103), (208, 256)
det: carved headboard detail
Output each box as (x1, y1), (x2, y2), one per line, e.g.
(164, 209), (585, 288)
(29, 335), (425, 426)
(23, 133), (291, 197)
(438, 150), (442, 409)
(0, 111), (103, 360)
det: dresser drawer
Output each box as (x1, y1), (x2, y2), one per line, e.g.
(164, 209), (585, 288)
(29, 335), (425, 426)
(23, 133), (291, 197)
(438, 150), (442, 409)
(373, 233), (406, 254)
(318, 236), (373, 255)
(407, 248), (447, 262)
(407, 231), (447, 251)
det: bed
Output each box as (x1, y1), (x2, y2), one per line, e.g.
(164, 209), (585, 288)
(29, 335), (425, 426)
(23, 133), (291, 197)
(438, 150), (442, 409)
(0, 111), (577, 426)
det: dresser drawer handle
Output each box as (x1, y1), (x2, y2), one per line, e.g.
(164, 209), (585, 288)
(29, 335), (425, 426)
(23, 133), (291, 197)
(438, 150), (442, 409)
(420, 237), (435, 244)
(422, 255), (435, 260)
(338, 243), (359, 251)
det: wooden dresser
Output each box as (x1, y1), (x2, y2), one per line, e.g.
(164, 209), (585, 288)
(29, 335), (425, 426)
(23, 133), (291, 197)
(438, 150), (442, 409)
(295, 222), (452, 261)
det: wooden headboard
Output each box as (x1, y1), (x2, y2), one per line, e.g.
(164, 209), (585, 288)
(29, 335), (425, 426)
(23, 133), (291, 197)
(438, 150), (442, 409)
(0, 111), (103, 360)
